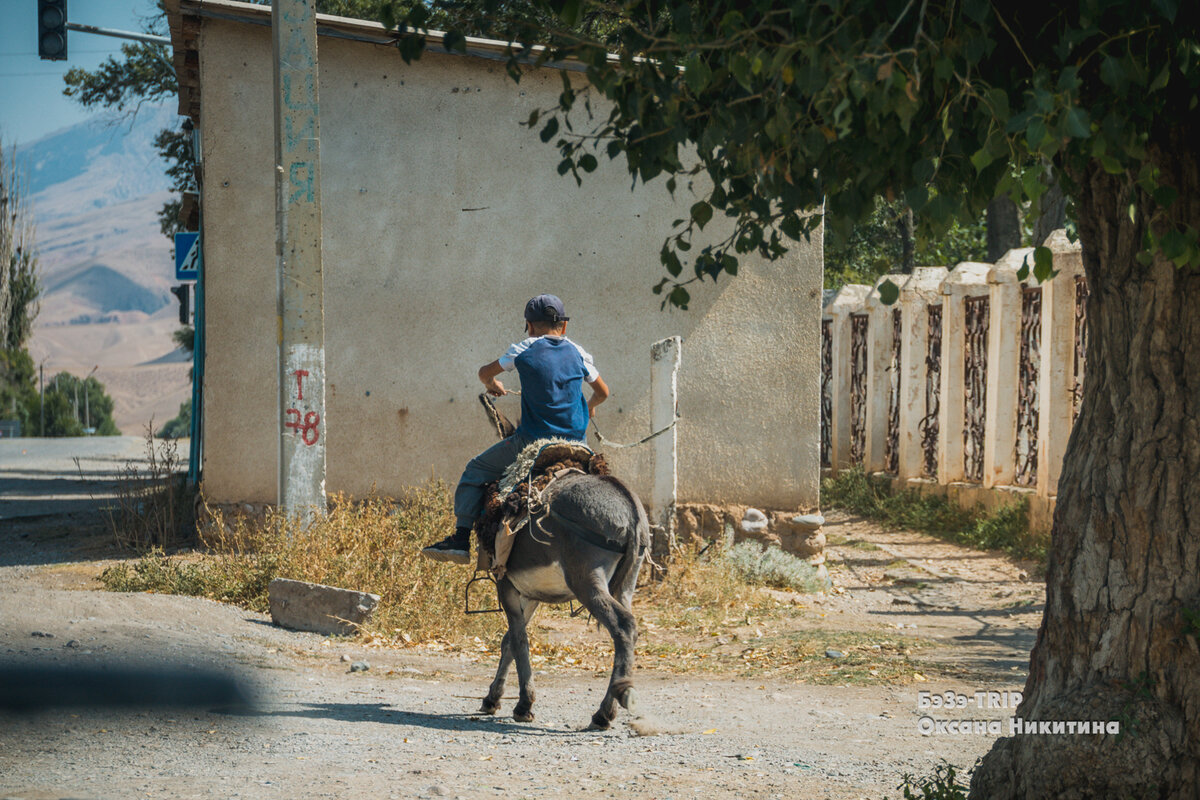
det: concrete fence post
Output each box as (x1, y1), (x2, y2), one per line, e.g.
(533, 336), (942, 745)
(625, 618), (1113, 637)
(825, 284), (872, 471)
(650, 336), (681, 562)
(863, 277), (894, 473)
(937, 263), (992, 484)
(983, 248), (1034, 488)
(896, 268), (948, 481)
(1037, 231), (1086, 498)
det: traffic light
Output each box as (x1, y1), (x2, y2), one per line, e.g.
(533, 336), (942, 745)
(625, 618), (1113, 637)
(38, 0), (68, 61)
(170, 284), (190, 325)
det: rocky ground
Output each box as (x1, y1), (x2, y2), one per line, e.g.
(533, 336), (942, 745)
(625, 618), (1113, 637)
(0, 438), (1043, 800)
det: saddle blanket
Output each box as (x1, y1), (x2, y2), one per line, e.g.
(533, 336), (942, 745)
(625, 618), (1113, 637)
(475, 438), (609, 578)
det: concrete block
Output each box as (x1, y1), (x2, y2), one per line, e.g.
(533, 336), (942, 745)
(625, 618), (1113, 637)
(268, 578), (380, 637)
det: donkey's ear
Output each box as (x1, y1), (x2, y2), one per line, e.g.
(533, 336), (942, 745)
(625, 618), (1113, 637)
(479, 393), (517, 440)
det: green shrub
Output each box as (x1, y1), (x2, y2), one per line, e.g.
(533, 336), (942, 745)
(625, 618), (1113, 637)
(822, 468), (1044, 562)
(723, 541), (828, 593)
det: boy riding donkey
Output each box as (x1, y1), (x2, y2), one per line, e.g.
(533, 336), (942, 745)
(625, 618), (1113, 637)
(422, 294), (610, 564)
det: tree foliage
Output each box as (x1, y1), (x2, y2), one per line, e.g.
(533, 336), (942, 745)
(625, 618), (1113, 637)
(157, 398), (191, 439)
(824, 197), (988, 290)
(1, 141), (39, 351)
(1, 139), (41, 432)
(39, 372), (120, 437)
(386, 0), (1199, 306)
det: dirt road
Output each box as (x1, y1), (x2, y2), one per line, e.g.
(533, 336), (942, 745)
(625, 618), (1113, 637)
(0, 438), (1042, 799)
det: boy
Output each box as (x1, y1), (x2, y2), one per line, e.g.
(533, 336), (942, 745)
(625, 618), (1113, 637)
(421, 294), (609, 564)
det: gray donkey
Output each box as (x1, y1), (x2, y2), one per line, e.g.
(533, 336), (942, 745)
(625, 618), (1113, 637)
(476, 398), (650, 730)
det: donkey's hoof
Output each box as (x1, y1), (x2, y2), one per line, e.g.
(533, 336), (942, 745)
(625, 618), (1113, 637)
(513, 708), (535, 723)
(619, 688), (639, 715)
(479, 702), (500, 716)
(587, 712), (612, 731)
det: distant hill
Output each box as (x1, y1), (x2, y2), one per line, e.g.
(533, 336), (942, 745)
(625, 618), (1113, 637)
(18, 103), (193, 434)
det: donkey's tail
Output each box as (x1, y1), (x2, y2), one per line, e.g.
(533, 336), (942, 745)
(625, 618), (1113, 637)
(599, 475), (649, 602)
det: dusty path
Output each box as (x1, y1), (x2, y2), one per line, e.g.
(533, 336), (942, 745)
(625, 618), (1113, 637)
(0, 438), (1042, 799)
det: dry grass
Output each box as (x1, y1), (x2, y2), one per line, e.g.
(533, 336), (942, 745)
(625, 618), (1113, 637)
(102, 484), (505, 644)
(104, 426), (193, 551)
(100, 485), (854, 682)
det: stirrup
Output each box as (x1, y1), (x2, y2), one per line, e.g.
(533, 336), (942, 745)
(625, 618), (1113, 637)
(464, 569), (502, 615)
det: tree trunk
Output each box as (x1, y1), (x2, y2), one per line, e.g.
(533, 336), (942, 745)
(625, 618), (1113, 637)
(987, 195), (1022, 261)
(897, 205), (915, 274)
(972, 138), (1200, 798)
(1033, 178), (1067, 247)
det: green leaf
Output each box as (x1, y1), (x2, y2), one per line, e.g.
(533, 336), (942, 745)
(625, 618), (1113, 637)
(1032, 246), (1057, 282)
(691, 200), (713, 230)
(970, 148), (996, 174)
(1017, 256), (1031, 282)
(878, 279), (900, 305)
(1153, 185), (1178, 209)
(684, 55), (712, 94)
(442, 31), (466, 54)
(1025, 118), (1048, 150)
(579, 154), (598, 173)
(526, 109), (540, 128)
(606, 140), (623, 159)
(1064, 106), (1091, 139)
(731, 55), (752, 90)
(558, 0), (582, 26)
(722, 254), (738, 275)
(1100, 154), (1124, 174)
(557, 158), (572, 176)
(540, 117), (559, 143)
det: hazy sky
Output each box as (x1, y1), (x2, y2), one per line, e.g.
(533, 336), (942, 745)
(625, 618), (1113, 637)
(0, 0), (163, 147)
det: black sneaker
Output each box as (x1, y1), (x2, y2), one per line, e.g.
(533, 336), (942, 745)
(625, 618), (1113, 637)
(421, 526), (472, 564)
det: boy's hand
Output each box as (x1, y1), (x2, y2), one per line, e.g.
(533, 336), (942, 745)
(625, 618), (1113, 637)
(478, 360), (507, 396)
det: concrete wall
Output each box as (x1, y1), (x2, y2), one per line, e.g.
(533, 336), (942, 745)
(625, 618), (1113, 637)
(194, 7), (823, 511)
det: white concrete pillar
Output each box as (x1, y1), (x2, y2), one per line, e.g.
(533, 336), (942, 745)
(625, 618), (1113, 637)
(650, 336), (681, 559)
(983, 247), (1034, 488)
(896, 267), (948, 481)
(863, 276), (897, 473)
(1037, 230), (1085, 498)
(825, 284), (872, 471)
(937, 263), (992, 484)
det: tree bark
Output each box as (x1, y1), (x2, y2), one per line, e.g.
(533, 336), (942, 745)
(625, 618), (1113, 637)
(987, 195), (1022, 262)
(972, 134), (1200, 798)
(897, 205), (915, 274)
(1033, 179), (1067, 248)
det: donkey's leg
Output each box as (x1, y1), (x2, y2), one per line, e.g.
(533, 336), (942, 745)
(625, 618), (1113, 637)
(575, 579), (638, 730)
(480, 629), (513, 715)
(496, 580), (538, 722)
(481, 595), (540, 715)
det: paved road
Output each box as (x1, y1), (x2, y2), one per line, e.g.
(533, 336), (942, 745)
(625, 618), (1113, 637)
(0, 436), (190, 520)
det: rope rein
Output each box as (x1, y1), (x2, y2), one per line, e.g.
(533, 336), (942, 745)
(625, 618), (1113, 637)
(590, 416), (679, 449)
(489, 389), (679, 451)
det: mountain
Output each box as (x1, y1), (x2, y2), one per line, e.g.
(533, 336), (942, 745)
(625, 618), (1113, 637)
(17, 104), (193, 435)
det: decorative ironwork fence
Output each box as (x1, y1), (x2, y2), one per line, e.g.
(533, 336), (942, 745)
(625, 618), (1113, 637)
(963, 295), (989, 482)
(821, 319), (832, 467)
(1014, 286), (1042, 486)
(884, 308), (901, 474)
(920, 304), (942, 477)
(849, 313), (869, 464)
(1073, 276), (1089, 422)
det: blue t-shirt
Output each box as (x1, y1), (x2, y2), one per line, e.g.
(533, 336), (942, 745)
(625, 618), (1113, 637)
(498, 336), (599, 441)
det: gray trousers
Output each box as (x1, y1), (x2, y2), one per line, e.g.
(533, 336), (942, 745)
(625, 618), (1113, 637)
(453, 433), (536, 529)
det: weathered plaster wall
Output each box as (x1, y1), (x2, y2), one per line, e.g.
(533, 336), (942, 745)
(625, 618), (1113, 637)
(198, 12), (822, 511)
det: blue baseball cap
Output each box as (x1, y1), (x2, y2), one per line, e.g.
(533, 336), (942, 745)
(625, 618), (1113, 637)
(524, 294), (569, 324)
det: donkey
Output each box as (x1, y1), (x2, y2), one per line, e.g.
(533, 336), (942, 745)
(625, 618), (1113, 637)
(476, 398), (650, 730)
